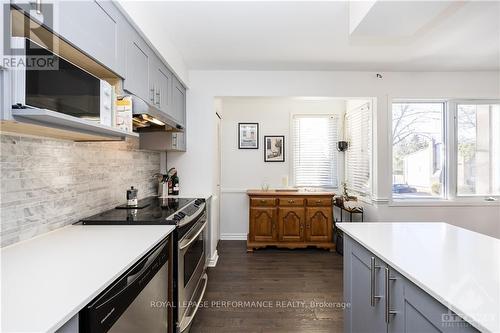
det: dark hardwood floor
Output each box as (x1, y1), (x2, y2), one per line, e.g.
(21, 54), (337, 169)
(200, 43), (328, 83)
(191, 241), (344, 333)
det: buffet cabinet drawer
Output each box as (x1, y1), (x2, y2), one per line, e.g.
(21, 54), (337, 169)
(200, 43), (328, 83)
(306, 197), (332, 207)
(278, 197), (305, 207)
(250, 197), (276, 207)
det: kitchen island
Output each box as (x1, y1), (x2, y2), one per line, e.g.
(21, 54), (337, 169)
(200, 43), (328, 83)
(337, 222), (499, 333)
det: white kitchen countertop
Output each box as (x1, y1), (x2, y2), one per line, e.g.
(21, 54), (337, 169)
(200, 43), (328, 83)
(337, 222), (500, 333)
(1, 224), (176, 333)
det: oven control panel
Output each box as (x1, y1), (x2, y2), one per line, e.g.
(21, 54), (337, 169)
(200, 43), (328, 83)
(172, 199), (206, 226)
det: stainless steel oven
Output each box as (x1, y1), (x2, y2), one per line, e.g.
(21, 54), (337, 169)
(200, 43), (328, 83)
(177, 209), (208, 333)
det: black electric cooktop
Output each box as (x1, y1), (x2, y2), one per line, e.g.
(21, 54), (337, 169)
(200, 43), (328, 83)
(80, 197), (195, 225)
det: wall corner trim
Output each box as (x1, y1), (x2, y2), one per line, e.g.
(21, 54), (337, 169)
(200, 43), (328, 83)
(208, 250), (219, 267)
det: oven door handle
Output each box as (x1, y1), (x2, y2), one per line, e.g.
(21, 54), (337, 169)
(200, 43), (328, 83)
(180, 273), (208, 332)
(179, 219), (207, 251)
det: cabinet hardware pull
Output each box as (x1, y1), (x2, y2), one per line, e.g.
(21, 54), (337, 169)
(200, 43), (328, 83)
(370, 257), (382, 307)
(150, 88), (155, 103)
(155, 90), (161, 106)
(288, 200), (294, 204)
(316, 200), (322, 204)
(384, 267), (398, 323)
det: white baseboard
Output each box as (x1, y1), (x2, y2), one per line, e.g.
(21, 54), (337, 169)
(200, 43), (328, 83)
(208, 250), (219, 267)
(220, 233), (247, 240)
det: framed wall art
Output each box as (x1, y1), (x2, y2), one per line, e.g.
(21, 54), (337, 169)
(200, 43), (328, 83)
(238, 123), (259, 149)
(264, 135), (285, 162)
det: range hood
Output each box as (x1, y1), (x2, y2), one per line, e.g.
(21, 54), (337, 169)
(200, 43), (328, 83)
(129, 95), (183, 132)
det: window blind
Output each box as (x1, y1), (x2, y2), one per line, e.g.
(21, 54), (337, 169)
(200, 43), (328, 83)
(292, 115), (338, 188)
(345, 103), (372, 196)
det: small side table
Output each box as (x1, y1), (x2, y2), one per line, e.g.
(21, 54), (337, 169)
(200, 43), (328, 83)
(333, 203), (363, 256)
(334, 203), (364, 222)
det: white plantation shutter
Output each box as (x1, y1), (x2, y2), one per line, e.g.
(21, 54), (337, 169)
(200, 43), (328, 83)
(345, 103), (372, 196)
(293, 115), (338, 187)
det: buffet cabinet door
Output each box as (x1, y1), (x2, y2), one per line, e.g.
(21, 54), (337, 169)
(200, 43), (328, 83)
(305, 207), (332, 242)
(249, 207), (277, 242)
(278, 207), (305, 242)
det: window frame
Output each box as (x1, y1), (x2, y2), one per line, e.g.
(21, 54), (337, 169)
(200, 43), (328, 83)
(450, 99), (500, 200)
(390, 99), (448, 201)
(290, 112), (342, 189)
(389, 98), (500, 205)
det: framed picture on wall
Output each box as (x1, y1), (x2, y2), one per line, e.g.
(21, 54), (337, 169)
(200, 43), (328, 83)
(238, 123), (259, 149)
(264, 135), (285, 162)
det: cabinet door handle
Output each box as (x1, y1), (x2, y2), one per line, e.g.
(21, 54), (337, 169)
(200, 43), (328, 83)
(288, 200), (294, 204)
(384, 267), (398, 323)
(260, 199), (266, 204)
(316, 200), (322, 204)
(370, 257), (382, 307)
(150, 87), (155, 103)
(155, 90), (161, 106)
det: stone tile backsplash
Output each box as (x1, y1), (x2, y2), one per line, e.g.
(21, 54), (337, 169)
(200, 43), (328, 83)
(0, 134), (160, 247)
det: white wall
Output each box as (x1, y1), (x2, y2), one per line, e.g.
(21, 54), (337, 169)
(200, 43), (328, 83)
(220, 97), (346, 190)
(168, 70), (500, 245)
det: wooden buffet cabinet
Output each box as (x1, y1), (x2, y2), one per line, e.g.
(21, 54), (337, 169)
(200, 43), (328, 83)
(247, 190), (335, 252)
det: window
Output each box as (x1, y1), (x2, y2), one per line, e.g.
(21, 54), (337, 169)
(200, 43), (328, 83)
(345, 102), (372, 196)
(457, 103), (500, 196)
(292, 115), (338, 188)
(391, 102), (445, 198)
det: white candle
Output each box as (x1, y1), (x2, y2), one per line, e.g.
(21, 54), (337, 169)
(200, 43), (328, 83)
(282, 175), (289, 188)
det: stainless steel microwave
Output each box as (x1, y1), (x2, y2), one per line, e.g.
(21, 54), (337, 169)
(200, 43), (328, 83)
(10, 37), (112, 125)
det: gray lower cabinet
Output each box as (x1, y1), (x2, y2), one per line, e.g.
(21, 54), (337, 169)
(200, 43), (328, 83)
(344, 237), (387, 333)
(344, 235), (478, 333)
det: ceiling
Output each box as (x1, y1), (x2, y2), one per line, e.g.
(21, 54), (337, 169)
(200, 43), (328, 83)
(122, 1), (500, 72)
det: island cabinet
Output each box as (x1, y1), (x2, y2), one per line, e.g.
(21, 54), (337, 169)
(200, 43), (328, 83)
(247, 190), (335, 252)
(343, 235), (478, 333)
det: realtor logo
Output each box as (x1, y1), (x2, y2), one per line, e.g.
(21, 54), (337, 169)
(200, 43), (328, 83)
(441, 275), (498, 329)
(3, 3), (58, 70)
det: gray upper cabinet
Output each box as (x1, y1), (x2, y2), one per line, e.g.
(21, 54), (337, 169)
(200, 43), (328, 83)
(123, 31), (151, 103)
(172, 76), (186, 128)
(57, 1), (124, 76)
(149, 56), (186, 127)
(344, 235), (478, 333)
(149, 57), (173, 113)
(8, 0), (188, 141)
